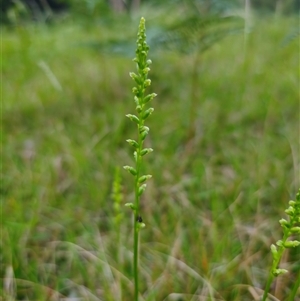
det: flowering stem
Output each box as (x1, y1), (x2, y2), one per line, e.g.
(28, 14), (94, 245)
(124, 17), (157, 301)
(262, 189), (300, 301)
(133, 131), (143, 300)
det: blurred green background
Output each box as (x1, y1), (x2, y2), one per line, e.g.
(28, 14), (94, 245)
(1, 0), (299, 300)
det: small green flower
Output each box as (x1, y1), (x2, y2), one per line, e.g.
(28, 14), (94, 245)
(262, 189), (300, 301)
(123, 165), (137, 176)
(272, 268), (288, 277)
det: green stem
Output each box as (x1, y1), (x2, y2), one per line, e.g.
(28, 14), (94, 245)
(133, 116), (145, 301)
(262, 191), (300, 300)
(288, 269), (300, 301)
(134, 154), (140, 301)
(133, 217), (139, 301)
(262, 231), (290, 301)
(262, 274), (274, 301)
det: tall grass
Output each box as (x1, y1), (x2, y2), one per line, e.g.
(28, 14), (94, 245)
(1, 12), (299, 301)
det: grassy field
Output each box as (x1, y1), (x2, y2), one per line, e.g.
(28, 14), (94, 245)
(1, 11), (299, 301)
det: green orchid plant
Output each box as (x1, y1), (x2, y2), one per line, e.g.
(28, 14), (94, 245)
(123, 17), (157, 301)
(262, 189), (300, 301)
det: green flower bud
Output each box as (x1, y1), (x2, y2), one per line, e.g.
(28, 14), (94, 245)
(143, 93), (157, 104)
(283, 240), (300, 248)
(126, 139), (139, 148)
(138, 175), (152, 183)
(285, 206), (295, 216)
(125, 203), (136, 210)
(138, 184), (147, 196)
(142, 108), (154, 120)
(279, 218), (289, 226)
(136, 105), (142, 113)
(272, 268), (288, 276)
(270, 244), (278, 256)
(140, 148), (153, 156)
(141, 131), (148, 140)
(129, 72), (141, 84)
(139, 126), (149, 140)
(129, 72), (137, 78)
(132, 87), (138, 94)
(126, 114), (140, 124)
(134, 96), (140, 105)
(134, 151), (137, 161)
(137, 222), (146, 230)
(144, 79), (151, 87)
(143, 67), (150, 74)
(123, 165), (137, 176)
(139, 126), (149, 134)
(290, 227), (300, 234)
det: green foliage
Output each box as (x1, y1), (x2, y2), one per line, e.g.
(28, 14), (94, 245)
(282, 26), (300, 46)
(150, 15), (243, 54)
(1, 13), (299, 301)
(88, 10), (243, 56)
(1, 0), (298, 25)
(0, 0), (30, 24)
(251, 0), (297, 14)
(66, 0), (111, 19)
(0, 0), (14, 23)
